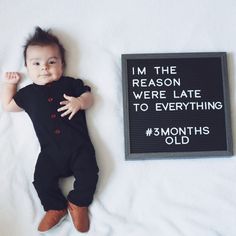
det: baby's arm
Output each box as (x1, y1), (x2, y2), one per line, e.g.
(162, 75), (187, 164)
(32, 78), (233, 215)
(58, 92), (93, 120)
(77, 91), (94, 110)
(1, 72), (23, 112)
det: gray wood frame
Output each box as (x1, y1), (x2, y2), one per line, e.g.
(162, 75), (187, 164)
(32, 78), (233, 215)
(122, 52), (233, 160)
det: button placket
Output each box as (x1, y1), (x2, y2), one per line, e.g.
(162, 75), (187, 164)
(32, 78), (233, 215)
(45, 86), (62, 136)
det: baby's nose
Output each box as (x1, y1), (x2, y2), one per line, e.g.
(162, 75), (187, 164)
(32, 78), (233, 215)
(41, 64), (48, 70)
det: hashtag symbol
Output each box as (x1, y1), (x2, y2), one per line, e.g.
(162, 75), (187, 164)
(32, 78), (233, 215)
(146, 128), (152, 136)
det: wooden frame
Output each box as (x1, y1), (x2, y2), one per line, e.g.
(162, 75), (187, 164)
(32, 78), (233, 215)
(122, 52), (233, 160)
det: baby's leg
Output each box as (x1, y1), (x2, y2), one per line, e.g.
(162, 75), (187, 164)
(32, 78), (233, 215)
(67, 145), (99, 206)
(33, 152), (67, 211)
(67, 145), (99, 232)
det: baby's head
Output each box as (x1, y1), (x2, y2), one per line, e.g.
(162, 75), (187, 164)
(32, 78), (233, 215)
(23, 27), (66, 85)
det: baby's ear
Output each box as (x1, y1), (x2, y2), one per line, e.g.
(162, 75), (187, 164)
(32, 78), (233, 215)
(62, 62), (66, 69)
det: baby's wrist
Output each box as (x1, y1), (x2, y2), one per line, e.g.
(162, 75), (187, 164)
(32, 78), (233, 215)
(4, 81), (18, 86)
(77, 97), (84, 110)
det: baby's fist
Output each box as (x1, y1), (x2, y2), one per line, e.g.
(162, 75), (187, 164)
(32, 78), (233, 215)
(4, 72), (21, 84)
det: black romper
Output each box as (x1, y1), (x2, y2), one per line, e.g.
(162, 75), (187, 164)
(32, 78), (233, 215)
(14, 76), (99, 211)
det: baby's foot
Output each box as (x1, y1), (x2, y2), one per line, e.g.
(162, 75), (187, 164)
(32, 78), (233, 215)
(68, 201), (89, 232)
(38, 209), (67, 233)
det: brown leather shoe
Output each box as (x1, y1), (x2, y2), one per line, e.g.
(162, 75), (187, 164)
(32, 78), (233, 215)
(38, 209), (67, 232)
(68, 201), (90, 232)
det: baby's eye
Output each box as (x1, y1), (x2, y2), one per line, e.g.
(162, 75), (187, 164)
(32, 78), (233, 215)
(33, 62), (40, 66)
(49, 60), (56, 64)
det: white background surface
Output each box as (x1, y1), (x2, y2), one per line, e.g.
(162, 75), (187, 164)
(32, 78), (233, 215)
(0, 0), (236, 235)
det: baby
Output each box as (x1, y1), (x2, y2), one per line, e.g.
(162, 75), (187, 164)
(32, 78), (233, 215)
(1, 27), (99, 233)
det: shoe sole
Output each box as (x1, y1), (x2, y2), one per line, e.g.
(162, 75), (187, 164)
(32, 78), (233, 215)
(67, 209), (74, 226)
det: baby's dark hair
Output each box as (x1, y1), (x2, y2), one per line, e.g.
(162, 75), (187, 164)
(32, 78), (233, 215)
(23, 26), (66, 67)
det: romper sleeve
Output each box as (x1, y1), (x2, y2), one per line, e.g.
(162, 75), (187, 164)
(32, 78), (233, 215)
(73, 78), (91, 97)
(13, 86), (30, 111)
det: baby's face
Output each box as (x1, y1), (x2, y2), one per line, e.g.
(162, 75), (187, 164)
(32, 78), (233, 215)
(26, 44), (64, 85)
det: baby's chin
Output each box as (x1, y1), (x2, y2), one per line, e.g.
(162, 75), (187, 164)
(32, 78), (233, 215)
(33, 76), (61, 85)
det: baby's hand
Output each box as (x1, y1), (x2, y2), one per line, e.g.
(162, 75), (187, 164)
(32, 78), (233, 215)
(4, 72), (21, 84)
(58, 94), (82, 120)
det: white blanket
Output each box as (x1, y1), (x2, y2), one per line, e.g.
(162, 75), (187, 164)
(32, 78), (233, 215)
(1, 0), (236, 235)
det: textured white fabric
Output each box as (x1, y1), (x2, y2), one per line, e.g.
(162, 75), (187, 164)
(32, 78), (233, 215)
(0, 0), (236, 235)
